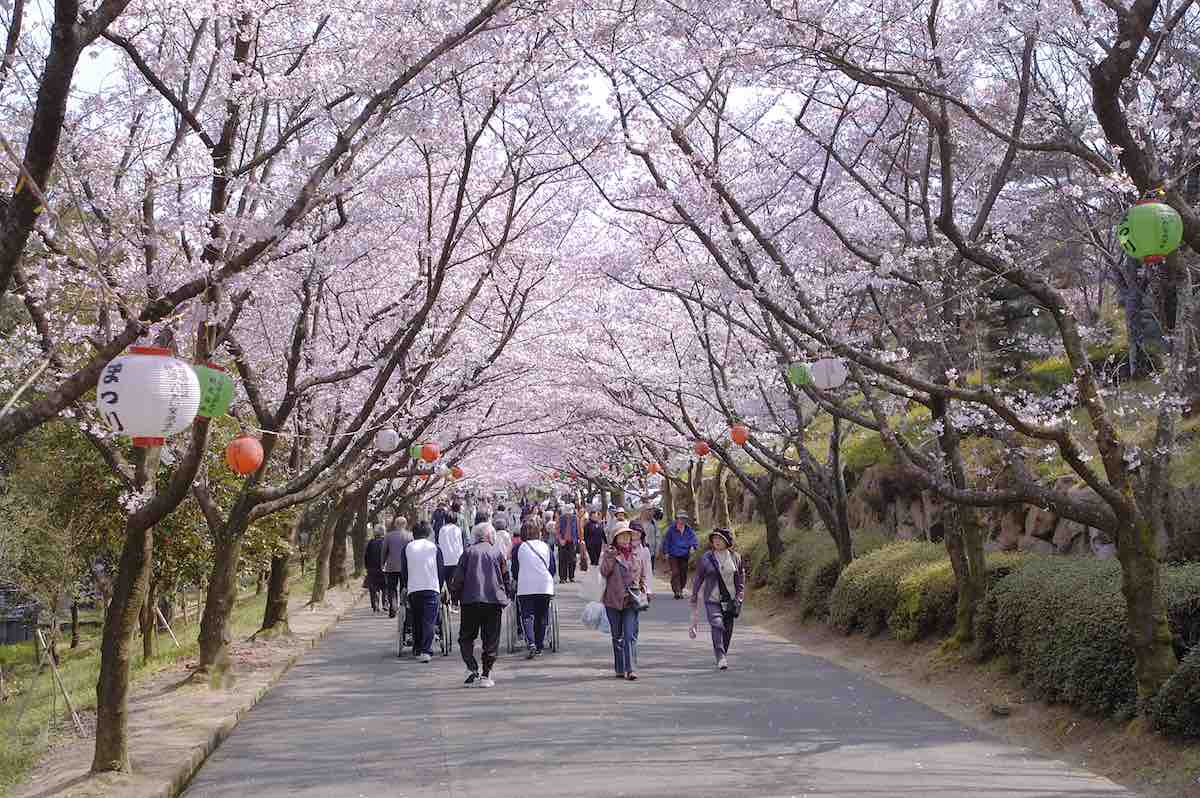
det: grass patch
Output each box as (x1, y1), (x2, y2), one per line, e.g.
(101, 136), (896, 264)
(0, 572), (316, 795)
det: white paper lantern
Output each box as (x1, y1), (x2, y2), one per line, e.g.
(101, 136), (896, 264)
(810, 357), (849, 390)
(436, 463), (450, 477)
(96, 347), (201, 447)
(374, 428), (401, 453)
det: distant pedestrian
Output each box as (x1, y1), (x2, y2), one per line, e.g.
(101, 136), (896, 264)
(583, 510), (606, 568)
(661, 510), (698, 599)
(364, 524), (387, 613)
(437, 505), (468, 611)
(400, 521), (445, 663)
(493, 515), (513, 558)
(432, 503), (449, 539)
(630, 521), (654, 603)
(689, 527), (745, 671)
(450, 522), (513, 687)
(513, 521), (556, 658)
(637, 504), (660, 568)
(600, 522), (647, 681)
(556, 506), (580, 583)
(381, 517), (412, 617)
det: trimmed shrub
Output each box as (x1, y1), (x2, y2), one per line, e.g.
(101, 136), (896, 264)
(798, 555), (843, 619)
(888, 552), (1027, 643)
(1150, 646), (1200, 738)
(768, 529), (838, 596)
(743, 535), (772, 588)
(828, 542), (946, 635)
(976, 558), (1200, 718)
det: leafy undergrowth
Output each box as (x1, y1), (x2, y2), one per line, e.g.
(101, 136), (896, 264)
(0, 572), (315, 796)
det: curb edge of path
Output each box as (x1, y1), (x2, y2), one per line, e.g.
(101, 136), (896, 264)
(163, 589), (367, 798)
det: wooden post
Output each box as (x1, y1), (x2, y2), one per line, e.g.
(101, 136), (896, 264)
(155, 606), (180, 648)
(36, 630), (84, 735)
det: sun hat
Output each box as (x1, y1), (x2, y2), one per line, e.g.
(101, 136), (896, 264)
(675, 509), (689, 519)
(608, 521), (634, 544)
(709, 527), (734, 548)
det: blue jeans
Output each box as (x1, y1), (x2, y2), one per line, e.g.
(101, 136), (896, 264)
(409, 590), (439, 655)
(605, 606), (639, 674)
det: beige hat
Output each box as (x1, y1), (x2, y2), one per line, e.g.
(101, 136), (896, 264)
(608, 521), (634, 544)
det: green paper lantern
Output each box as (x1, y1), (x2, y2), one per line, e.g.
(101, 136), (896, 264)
(623, 463), (634, 475)
(787, 362), (811, 386)
(1117, 200), (1183, 263)
(193, 363), (234, 419)
(409, 444), (422, 460)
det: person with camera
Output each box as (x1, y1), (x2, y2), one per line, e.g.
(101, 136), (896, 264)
(599, 522), (648, 681)
(688, 527), (745, 671)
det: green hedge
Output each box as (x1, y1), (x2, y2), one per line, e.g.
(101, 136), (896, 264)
(829, 542), (947, 635)
(888, 552), (1028, 643)
(1150, 646), (1200, 738)
(975, 558), (1200, 719)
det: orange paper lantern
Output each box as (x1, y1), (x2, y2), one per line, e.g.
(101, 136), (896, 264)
(451, 465), (464, 480)
(226, 435), (264, 475)
(420, 442), (440, 463)
(647, 462), (661, 475)
(693, 440), (710, 456)
(730, 425), (749, 446)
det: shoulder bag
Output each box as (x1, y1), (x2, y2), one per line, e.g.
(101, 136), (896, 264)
(713, 553), (741, 619)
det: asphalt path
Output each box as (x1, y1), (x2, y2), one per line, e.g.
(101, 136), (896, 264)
(184, 574), (1135, 798)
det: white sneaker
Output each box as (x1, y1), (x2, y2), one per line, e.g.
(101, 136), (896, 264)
(477, 675), (495, 688)
(717, 655), (728, 671)
(419, 653), (432, 663)
(463, 671), (479, 686)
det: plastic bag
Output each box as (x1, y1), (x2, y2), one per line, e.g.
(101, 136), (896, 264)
(581, 600), (610, 634)
(581, 567), (604, 603)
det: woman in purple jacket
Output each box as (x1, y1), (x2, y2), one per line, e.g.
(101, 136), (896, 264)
(689, 528), (745, 671)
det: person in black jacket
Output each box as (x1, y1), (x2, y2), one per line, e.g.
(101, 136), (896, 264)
(364, 525), (387, 613)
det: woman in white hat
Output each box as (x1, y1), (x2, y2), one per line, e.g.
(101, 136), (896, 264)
(599, 521), (647, 681)
(688, 527), (745, 671)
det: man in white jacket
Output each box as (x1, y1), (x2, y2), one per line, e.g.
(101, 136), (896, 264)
(400, 521), (445, 663)
(437, 513), (468, 612)
(513, 524), (556, 658)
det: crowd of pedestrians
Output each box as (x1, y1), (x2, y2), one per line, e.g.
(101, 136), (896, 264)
(364, 493), (746, 685)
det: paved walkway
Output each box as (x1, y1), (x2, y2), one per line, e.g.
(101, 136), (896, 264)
(184, 578), (1134, 798)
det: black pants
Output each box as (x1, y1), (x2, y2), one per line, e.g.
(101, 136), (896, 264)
(409, 590), (439, 655)
(586, 543), (603, 567)
(367, 571), (385, 611)
(385, 572), (403, 613)
(559, 542), (577, 581)
(459, 603), (503, 675)
(669, 556), (689, 597)
(519, 594), (551, 651)
(441, 565), (459, 605)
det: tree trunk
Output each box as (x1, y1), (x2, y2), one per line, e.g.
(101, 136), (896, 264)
(310, 496), (343, 605)
(329, 505), (354, 589)
(260, 510), (305, 635)
(196, 533), (244, 672)
(714, 463), (731, 529)
(830, 416), (854, 568)
(91, 513), (154, 772)
(756, 477), (784, 562)
(662, 478), (674, 522)
(1118, 515), (1179, 698)
(140, 579), (157, 662)
(932, 398), (987, 643)
(70, 601), (79, 649)
(351, 489), (369, 579)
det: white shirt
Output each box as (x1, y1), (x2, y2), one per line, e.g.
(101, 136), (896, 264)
(438, 523), (464, 566)
(493, 528), (512, 558)
(637, 545), (653, 596)
(517, 540), (555, 597)
(404, 539), (441, 593)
